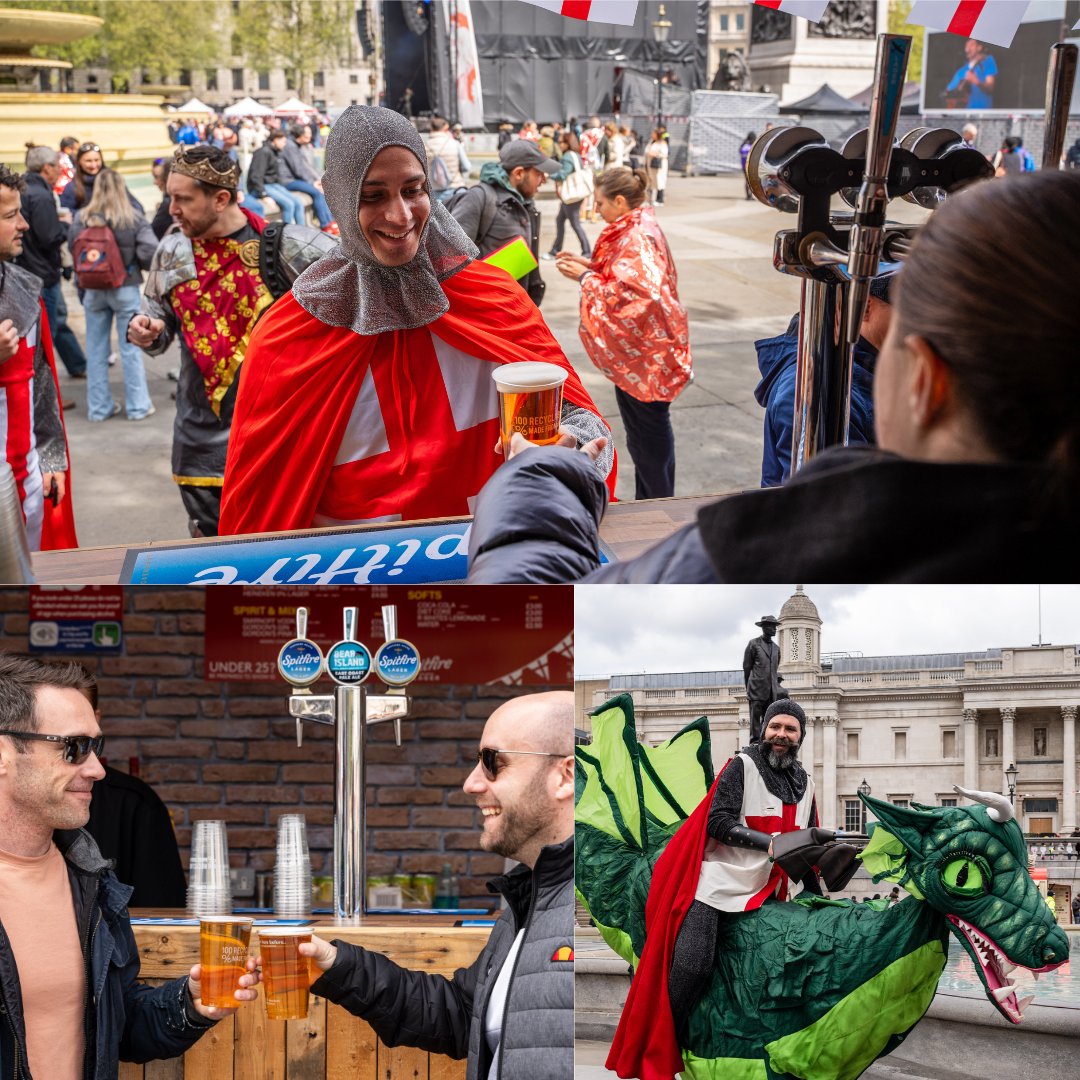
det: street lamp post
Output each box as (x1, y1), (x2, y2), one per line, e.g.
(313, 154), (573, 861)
(651, 3), (671, 134)
(1005, 762), (1019, 805)
(857, 777), (871, 832)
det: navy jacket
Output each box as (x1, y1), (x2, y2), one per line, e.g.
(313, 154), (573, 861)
(0, 829), (215, 1080)
(753, 322), (878, 487)
(16, 171), (66, 287)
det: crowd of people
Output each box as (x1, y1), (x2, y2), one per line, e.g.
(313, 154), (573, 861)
(3, 105), (1077, 583)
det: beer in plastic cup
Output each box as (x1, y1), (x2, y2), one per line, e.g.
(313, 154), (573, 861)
(198, 916), (253, 1009)
(256, 927), (314, 1020)
(492, 362), (568, 459)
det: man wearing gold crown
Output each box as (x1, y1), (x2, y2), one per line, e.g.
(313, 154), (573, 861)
(126, 144), (335, 537)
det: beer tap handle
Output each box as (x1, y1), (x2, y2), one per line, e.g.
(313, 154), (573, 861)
(296, 606), (309, 640)
(393, 716), (402, 747)
(343, 606), (358, 643)
(845, 33), (911, 360)
(296, 716), (304, 748)
(382, 605), (398, 642)
(1043, 43), (1078, 171)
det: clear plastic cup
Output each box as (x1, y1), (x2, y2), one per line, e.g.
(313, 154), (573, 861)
(256, 927), (314, 1019)
(198, 915), (253, 1009)
(492, 362), (568, 459)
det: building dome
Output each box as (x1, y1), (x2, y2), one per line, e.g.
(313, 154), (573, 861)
(780, 585), (820, 622)
(779, 585), (822, 673)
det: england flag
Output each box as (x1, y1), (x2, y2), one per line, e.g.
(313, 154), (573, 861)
(753, 1), (830, 23)
(906, 1), (1033, 49)
(519, 0), (640, 26)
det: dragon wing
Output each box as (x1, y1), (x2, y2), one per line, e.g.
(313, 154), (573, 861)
(575, 692), (714, 963)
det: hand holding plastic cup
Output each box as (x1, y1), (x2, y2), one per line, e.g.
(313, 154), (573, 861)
(298, 934), (339, 975)
(492, 362), (568, 460)
(256, 927), (313, 1020)
(198, 916), (253, 1009)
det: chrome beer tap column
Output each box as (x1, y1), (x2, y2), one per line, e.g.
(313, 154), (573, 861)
(278, 605), (418, 918)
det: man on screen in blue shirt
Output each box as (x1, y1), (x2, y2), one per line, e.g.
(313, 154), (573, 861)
(945, 38), (997, 109)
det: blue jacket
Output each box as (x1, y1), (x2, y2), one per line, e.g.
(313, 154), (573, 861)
(0, 829), (215, 1079)
(753, 322), (878, 487)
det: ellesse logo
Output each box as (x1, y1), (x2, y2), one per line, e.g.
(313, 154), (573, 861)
(550, 945), (573, 962)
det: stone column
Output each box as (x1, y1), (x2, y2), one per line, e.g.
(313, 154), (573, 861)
(822, 716), (837, 829)
(803, 715), (816, 792)
(737, 715), (751, 757)
(963, 709), (978, 794)
(1062, 705), (1077, 832)
(1001, 706), (1016, 793)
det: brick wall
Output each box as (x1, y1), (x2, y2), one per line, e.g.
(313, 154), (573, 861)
(0, 587), (567, 907)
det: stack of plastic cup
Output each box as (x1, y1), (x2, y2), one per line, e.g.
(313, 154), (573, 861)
(187, 820), (233, 916)
(273, 814), (313, 917)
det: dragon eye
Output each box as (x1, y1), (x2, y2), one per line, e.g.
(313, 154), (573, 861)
(941, 855), (990, 897)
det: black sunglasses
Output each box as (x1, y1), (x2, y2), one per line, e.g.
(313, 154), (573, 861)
(477, 746), (569, 781)
(0, 730), (105, 765)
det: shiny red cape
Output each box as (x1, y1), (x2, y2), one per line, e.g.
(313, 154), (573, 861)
(38, 302), (77, 551)
(606, 767), (727, 1080)
(219, 259), (613, 536)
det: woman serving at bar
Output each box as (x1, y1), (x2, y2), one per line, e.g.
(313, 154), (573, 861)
(218, 106), (613, 536)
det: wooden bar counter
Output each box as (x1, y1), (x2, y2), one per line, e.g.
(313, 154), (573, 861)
(122, 912), (492, 1080)
(30, 494), (719, 583)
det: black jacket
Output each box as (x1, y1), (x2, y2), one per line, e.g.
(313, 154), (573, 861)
(86, 766), (187, 908)
(247, 143), (281, 198)
(312, 836), (574, 1080)
(0, 829), (215, 1080)
(467, 444), (1080, 583)
(16, 171), (66, 286)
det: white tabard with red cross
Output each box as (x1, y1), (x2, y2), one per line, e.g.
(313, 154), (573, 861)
(694, 752), (816, 913)
(0, 317), (44, 549)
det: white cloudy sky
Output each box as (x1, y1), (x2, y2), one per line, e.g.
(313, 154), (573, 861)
(574, 585), (1080, 678)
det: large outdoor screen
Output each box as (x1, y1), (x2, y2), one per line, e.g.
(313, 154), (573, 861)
(921, 3), (1075, 114)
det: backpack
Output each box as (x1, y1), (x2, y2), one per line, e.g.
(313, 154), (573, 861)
(72, 222), (128, 290)
(429, 149), (452, 192)
(446, 183), (499, 246)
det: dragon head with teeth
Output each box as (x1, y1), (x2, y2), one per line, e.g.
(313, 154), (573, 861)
(859, 786), (1069, 1024)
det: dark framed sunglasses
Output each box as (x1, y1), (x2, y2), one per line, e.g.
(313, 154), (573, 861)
(477, 747), (569, 781)
(0, 730), (105, 765)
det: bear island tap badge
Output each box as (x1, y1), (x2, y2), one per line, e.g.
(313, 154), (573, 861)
(277, 607), (324, 687)
(325, 607), (373, 686)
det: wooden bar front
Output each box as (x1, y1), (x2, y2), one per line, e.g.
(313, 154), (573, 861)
(121, 914), (491, 1080)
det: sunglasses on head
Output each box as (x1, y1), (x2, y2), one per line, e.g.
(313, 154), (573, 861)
(78, 143), (100, 154)
(0, 730), (105, 765)
(477, 746), (569, 781)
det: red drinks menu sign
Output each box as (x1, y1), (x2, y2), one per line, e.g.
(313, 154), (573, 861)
(203, 586), (572, 686)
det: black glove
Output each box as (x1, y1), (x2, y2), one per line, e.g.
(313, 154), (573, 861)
(770, 827), (841, 881)
(816, 843), (859, 892)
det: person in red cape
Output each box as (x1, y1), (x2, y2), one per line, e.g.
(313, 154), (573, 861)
(127, 145), (334, 538)
(0, 164), (76, 552)
(608, 701), (857, 1080)
(218, 105), (614, 536)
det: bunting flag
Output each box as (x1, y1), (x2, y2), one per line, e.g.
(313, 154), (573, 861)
(519, 0), (639, 26)
(443, 0), (484, 129)
(753, 0), (831, 23)
(906, 1), (1032, 49)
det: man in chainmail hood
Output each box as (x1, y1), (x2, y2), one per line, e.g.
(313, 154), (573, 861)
(619, 697), (860, 1055)
(0, 163), (75, 551)
(219, 106), (613, 537)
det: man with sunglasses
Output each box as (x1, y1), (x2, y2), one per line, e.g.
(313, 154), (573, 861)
(299, 690), (575, 1080)
(0, 654), (257, 1080)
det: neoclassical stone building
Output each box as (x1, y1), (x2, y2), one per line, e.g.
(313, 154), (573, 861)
(578, 588), (1080, 835)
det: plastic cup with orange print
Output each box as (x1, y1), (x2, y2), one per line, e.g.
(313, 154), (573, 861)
(257, 927), (313, 1020)
(492, 362), (568, 460)
(198, 916), (253, 1009)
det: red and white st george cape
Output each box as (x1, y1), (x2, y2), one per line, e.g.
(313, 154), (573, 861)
(219, 259), (614, 536)
(0, 300), (77, 551)
(606, 757), (817, 1080)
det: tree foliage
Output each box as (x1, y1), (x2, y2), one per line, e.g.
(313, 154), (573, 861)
(888, 0), (925, 85)
(237, 0), (355, 100)
(10, 0), (226, 82)
(8, 0), (355, 95)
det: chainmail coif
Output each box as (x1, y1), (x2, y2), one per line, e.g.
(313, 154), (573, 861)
(291, 106), (478, 335)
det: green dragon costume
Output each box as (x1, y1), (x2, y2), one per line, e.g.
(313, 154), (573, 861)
(576, 694), (1070, 1080)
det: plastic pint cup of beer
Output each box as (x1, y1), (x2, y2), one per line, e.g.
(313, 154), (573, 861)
(198, 916), (253, 1009)
(492, 362), (569, 460)
(256, 927), (313, 1020)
